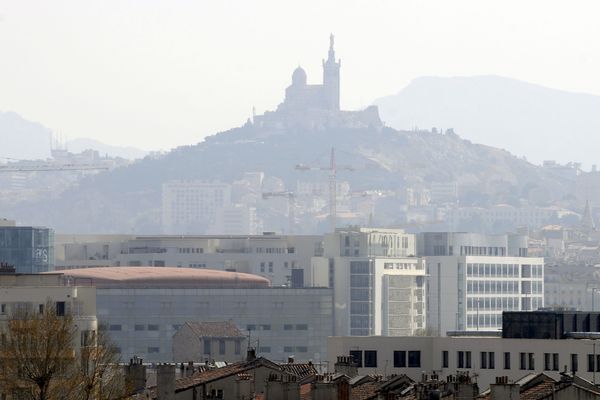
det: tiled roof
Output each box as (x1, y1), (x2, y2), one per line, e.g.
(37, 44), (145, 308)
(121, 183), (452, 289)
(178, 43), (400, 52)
(350, 381), (381, 400)
(185, 321), (245, 338)
(280, 363), (318, 380)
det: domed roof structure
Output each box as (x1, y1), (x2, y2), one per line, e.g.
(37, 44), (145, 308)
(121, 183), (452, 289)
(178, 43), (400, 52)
(292, 66), (307, 86)
(54, 267), (271, 289)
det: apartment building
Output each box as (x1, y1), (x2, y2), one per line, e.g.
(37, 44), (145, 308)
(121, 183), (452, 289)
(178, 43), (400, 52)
(0, 221), (54, 273)
(419, 232), (544, 335)
(312, 228), (426, 336)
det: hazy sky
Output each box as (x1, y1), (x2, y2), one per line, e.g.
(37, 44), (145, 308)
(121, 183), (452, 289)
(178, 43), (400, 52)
(1, 1), (599, 151)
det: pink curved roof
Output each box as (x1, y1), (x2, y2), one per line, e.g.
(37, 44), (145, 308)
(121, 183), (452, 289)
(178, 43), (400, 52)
(57, 267), (270, 289)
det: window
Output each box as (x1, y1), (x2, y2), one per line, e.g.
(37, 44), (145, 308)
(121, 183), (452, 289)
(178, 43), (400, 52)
(204, 339), (211, 355)
(571, 354), (578, 372)
(268, 262), (273, 273)
(259, 346), (271, 353)
(394, 351), (406, 368)
(408, 351), (421, 368)
(219, 340), (225, 355)
(588, 354), (595, 372)
(296, 324), (308, 330)
(260, 324), (271, 331)
(0, 304), (5, 314)
(284, 346), (294, 353)
(284, 324), (293, 330)
(528, 353), (535, 370)
(296, 346), (308, 353)
(350, 350), (363, 367)
(545, 353), (551, 371)
(489, 352), (495, 369)
(56, 301), (66, 316)
(38, 304), (44, 314)
(364, 350), (377, 368)
(134, 324), (145, 331)
(481, 352), (488, 369)
(235, 340), (241, 355)
(504, 352), (511, 370)
(147, 347), (160, 353)
(520, 352), (527, 370)
(442, 351), (449, 368)
(148, 324), (159, 331)
(458, 351), (465, 369)
(246, 324), (256, 331)
(466, 351), (472, 368)
(109, 324), (122, 331)
(260, 262), (265, 273)
(553, 353), (559, 371)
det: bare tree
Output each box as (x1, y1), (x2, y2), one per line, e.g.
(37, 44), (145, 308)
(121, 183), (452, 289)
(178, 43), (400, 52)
(0, 302), (127, 400)
(0, 302), (76, 400)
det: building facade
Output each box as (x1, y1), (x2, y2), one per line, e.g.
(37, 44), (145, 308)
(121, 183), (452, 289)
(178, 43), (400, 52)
(56, 233), (323, 287)
(419, 232), (544, 335)
(0, 223), (54, 273)
(60, 267), (333, 363)
(313, 228), (426, 337)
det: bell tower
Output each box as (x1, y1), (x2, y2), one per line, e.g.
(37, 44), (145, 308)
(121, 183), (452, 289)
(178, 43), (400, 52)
(322, 33), (341, 111)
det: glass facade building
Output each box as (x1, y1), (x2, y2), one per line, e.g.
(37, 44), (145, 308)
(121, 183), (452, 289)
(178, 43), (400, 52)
(0, 226), (54, 273)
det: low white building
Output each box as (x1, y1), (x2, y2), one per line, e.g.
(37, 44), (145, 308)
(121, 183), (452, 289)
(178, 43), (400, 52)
(328, 334), (600, 392)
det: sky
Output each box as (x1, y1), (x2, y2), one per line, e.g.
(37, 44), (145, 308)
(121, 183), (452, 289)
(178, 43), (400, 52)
(1, 0), (600, 152)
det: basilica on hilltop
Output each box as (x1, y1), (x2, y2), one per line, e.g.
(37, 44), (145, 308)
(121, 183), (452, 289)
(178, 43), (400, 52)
(253, 35), (383, 129)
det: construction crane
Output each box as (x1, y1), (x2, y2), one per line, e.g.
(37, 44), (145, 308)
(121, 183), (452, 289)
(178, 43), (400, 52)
(0, 163), (110, 172)
(295, 147), (355, 232)
(262, 191), (296, 234)
(0, 157), (110, 173)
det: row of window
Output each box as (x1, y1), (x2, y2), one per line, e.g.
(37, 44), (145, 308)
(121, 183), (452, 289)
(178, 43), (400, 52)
(178, 247), (204, 254)
(255, 247), (295, 254)
(467, 296), (521, 311)
(466, 263), (542, 278)
(351, 350), (584, 373)
(247, 323), (308, 331)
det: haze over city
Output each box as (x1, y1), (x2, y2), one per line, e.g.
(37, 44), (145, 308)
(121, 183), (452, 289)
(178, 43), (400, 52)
(3, 2), (600, 399)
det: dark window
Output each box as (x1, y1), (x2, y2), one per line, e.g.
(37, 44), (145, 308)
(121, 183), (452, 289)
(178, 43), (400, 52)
(235, 340), (241, 355)
(38, 304), (44, 314)
(134, 324), (145, 331)
(203, 339), (211, 355)
(147, 347), (159, 353)
(219, 340), (225, 355)
(394, 351), (406, 368)
(408, 351), (421, 368)
(528, 353), (535, 370)
(296, 324), (308, 330)
(148, 324), (159, 331)
(284, 324), (294, 330)
(571, 354), (578, 372)
(284, 346), (294, 353)
(553, 353), (559, 371)
(504, 352), (511, 370)
(364, 350), (377, 368)
(296, 346), (308, 353)
(544, 353), (551, 371)
(246, 324), (256, 331)
(260, 324), (271, 331)
(350, 350), (363, 368)
(458, 351), (465, 368)
(596, 355), (600, 373)
(442, 351), (449, 368)
(589, 354), (595, 372)
(109, 324), (121, 331)
(481, 352), (488, 369)
(520, 352), (527, 370)
(466, 351), (472, 368)
(259, 346), (271, 353)
(489, 352), (495, 369)
(56, 301), (65, 316)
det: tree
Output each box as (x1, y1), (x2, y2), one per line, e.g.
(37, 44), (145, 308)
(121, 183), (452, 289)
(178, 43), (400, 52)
(0, 302), (127, 400)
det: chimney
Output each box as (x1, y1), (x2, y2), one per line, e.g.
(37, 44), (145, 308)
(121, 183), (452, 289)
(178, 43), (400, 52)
(247, 348), (257, 361)
(287, 355), (295, 364)
(490, 377), (520, 400)
(334, 355), (358, 378)
(157, 363), (176, 400)
(125, 356), (146, 394)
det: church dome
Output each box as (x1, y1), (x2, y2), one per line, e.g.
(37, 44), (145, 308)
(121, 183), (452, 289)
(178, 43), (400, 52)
(292, 66), (307, 86)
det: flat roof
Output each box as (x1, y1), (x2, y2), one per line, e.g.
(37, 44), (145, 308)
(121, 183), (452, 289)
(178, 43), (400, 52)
(52, 267), (271, 289)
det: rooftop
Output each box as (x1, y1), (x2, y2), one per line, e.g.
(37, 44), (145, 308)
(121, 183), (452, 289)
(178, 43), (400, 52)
(52, 267), (270, 289)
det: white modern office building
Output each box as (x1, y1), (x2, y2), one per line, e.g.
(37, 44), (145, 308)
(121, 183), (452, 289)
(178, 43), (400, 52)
(312, 228), (426, 337)
(419, 232), (544, 335)
(55, 233), (323, 287)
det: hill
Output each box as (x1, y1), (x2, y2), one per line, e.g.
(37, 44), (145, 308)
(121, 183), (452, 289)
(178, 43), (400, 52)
(0, 121), (572, 233)
(374, 76), (600, 166)
(0, 111), (52, 160)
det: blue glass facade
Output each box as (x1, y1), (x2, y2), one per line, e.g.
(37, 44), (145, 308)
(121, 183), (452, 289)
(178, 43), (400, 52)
(0, 226), (54, 273)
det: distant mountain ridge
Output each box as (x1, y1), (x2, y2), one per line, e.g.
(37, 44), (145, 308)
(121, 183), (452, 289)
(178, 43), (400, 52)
(0, 111), (147, 161)
(374, 75), (600, 166)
